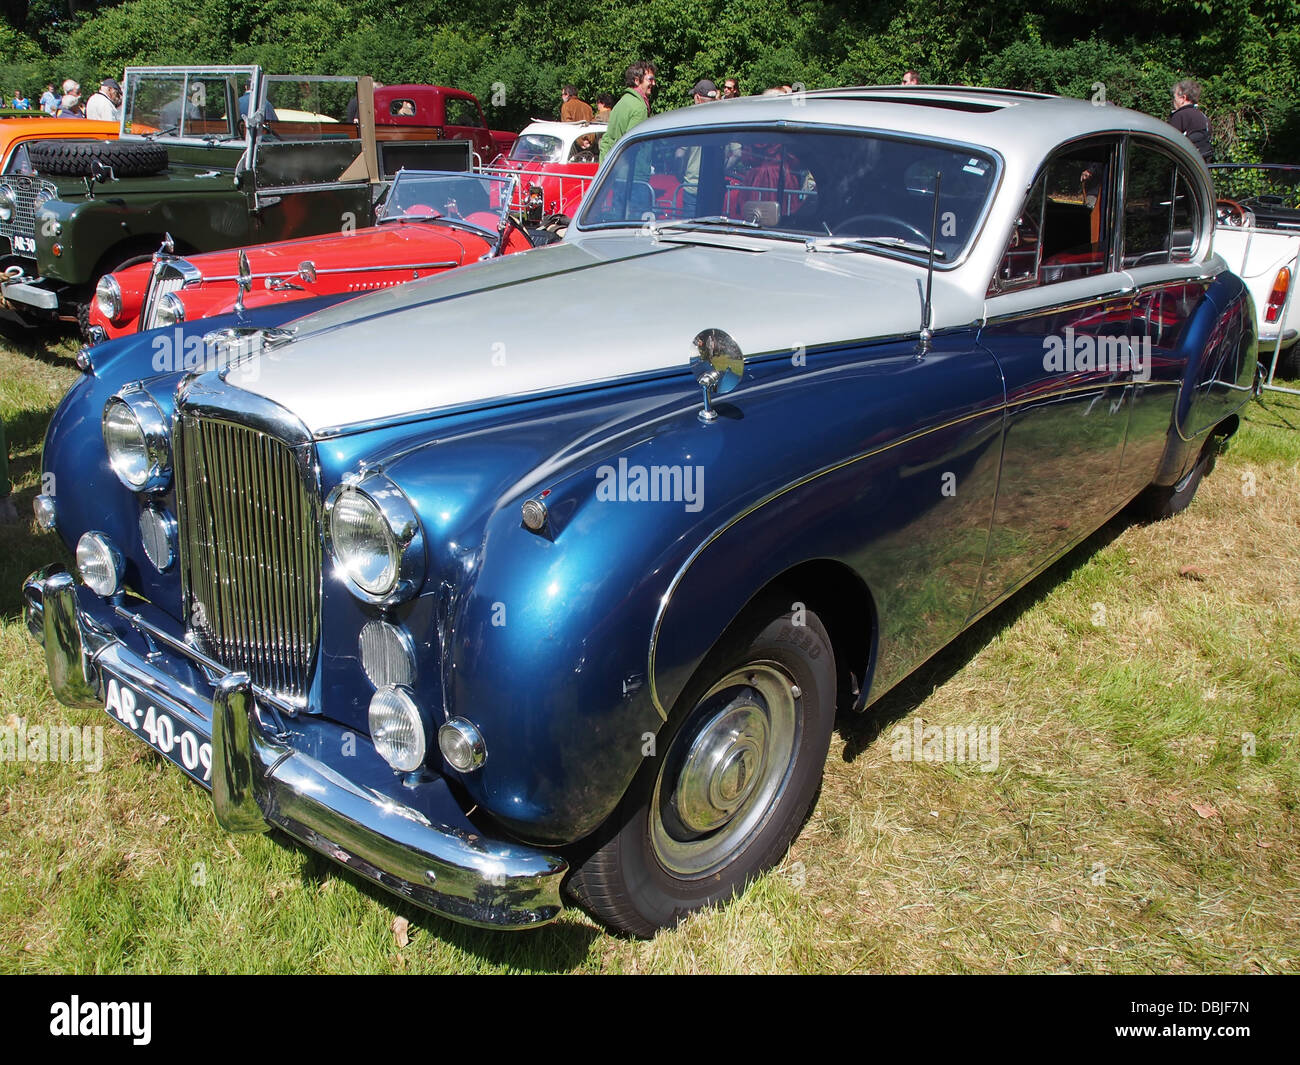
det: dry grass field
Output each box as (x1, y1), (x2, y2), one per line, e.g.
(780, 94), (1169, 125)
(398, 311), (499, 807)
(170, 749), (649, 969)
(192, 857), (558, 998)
(1, 333), (1296, 973)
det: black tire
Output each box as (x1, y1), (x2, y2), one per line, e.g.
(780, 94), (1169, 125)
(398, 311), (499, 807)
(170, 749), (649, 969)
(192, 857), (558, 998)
(566, 600), (836, 936)
(1259, 341), (1299, 381)
(1137, 439), (1217, 521)
(27, 140), (168, 178)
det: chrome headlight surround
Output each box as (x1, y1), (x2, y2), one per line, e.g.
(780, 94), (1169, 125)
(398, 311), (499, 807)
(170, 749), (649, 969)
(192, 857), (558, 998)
(94, 274), (123, 322)
(32, 185), (55, 215)
(154, 291), (186, 326)
(102, 384), (171, 492)
(324, 472), (426, 605)
(0, 184), (14, 223)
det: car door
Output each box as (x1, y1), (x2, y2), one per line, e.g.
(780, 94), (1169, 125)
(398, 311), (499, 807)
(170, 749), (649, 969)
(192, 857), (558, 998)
(974, 135), (1135, 612)
(444, 96), (489, 163)
(1117, 138), (1215, 500)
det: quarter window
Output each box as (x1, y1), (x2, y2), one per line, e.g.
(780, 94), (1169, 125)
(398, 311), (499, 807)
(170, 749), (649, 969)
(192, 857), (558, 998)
(1123, 141), (1202, 267)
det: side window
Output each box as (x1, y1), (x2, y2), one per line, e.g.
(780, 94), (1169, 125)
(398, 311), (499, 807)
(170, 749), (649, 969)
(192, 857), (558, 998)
(991, 138), (1119, 293)
(389, 98), (417, 118)
(446, 98), (483, 127)
(1123, 144), (1178, 267)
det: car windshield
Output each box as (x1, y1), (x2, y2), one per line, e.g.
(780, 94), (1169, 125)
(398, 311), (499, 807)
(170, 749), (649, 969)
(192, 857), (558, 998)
(124, 71), (248, 141)
(510, 134), (564, 163)
(378, 170), (514, 235)
(580, 127), (998, 261)
(1210, 164), (1300, 230)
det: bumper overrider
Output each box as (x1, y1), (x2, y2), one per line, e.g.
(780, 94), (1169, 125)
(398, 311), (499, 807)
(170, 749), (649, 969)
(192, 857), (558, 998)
(22, 565), (567, 929)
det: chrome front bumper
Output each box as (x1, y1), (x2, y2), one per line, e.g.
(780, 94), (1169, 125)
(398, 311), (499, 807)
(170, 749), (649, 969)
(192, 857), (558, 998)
(22, 565), (567, 930)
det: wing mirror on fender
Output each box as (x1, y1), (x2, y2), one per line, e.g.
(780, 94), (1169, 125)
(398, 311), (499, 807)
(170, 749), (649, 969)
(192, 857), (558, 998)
(690, 328), (745, 423)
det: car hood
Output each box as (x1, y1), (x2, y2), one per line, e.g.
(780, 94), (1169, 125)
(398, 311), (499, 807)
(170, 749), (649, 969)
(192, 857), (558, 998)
(229, 235), (973, 435)
(175, 221), (483, 280)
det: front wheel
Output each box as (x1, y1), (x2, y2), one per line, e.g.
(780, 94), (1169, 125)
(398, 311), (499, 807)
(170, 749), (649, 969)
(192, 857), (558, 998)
(566, 603), (836, 936)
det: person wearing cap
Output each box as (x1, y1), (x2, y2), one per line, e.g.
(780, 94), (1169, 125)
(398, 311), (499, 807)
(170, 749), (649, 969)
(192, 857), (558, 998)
(691, 79), (719, 105)
(86, 76), (122, 122)
(680, 79), (718, 211)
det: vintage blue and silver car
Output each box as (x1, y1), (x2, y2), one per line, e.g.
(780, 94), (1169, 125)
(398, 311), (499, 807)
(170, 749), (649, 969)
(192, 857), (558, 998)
(23, 86), (1258, 936)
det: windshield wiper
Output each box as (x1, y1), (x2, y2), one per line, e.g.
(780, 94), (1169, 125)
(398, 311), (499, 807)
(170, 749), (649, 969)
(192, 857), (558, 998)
(651, 215), (759, 234)
(807, 235), (946, 258)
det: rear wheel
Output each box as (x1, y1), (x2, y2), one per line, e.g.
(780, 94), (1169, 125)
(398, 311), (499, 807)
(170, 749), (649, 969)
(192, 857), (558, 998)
(1137, 438), (1218, 521)
(566, 602), (836, 936)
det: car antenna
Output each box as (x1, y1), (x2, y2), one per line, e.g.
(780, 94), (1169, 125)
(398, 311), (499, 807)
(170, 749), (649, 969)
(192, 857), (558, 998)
(917, 170), (942, 358)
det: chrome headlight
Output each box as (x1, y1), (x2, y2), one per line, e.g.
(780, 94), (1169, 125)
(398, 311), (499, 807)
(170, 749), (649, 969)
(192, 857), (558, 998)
(102, 386), (171, 492)
(94, 274), (123, 322)
(0, 184), (14, 223)
(154, 291), (185, 326)
(33, 186), (55, 214)
(325, 473), (425, 604)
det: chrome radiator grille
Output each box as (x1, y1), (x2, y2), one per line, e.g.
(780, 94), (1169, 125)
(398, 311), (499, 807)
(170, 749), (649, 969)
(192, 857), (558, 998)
(0, 176), (56, 252)
(139, 262), (187, 332)
(175, 414), (321, 704)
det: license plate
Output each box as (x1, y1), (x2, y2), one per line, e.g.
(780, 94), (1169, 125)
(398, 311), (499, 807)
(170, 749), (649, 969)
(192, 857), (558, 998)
(104, 674), (213, 786)
(12, 235), (35, 254)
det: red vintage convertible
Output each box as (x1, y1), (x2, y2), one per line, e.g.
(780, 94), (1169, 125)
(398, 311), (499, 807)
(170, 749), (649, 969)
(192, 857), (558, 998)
(88, 170), (534, 340)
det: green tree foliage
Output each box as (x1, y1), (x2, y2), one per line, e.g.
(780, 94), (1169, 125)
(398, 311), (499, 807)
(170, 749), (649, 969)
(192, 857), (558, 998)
(2, 0), (1296, 158)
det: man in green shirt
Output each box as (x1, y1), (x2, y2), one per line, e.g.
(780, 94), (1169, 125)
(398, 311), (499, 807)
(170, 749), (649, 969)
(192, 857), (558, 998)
(599, 61), (657, 164)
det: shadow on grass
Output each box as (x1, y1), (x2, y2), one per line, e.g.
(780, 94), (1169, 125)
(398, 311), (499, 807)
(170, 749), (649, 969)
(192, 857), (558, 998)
(1249, 388), (1300, 432)
(838, 515), (1131, 760)
(291, 842), (602, 969)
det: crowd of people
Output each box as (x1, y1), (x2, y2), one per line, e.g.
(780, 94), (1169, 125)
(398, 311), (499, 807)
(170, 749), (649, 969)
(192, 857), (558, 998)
(558, 64), (1216, 165)
(8, 76), (123, 121)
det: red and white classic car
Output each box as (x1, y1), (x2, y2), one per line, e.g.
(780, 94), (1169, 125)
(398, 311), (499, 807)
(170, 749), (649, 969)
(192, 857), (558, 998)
(87, 170), (533, 339)
(486, 119), (606, 222)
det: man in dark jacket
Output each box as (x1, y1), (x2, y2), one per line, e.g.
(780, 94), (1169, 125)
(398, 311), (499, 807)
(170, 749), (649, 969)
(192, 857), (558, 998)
(1169, 80), (1214, 163)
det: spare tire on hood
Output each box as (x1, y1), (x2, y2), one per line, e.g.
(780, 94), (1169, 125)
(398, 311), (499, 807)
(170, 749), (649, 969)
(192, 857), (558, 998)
(26, 140), (168, 178)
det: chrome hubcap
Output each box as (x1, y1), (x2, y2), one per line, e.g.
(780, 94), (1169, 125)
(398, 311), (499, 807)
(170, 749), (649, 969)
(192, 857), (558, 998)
(651, 662), (799, 877)
(675, 703), (769, 833)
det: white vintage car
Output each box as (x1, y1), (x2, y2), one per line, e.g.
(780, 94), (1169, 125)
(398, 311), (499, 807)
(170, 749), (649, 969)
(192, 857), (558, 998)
(485, 118), (607, 219)
(1211, 164), (1300, 378)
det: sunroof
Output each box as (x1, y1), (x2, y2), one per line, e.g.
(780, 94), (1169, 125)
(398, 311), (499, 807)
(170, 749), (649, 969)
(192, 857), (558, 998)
(854, 95), (1005, 113)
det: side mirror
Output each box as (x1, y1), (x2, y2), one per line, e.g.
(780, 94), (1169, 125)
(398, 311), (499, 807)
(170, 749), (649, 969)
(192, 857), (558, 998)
(690, 328), (745, 423)
(297, 260), (317, 284)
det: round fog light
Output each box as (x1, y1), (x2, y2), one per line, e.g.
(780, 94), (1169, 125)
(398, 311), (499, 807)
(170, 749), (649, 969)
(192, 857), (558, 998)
(368, 685), (428, 773)
(439, 717), (487, 772)
(76, 531), (124, 596)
